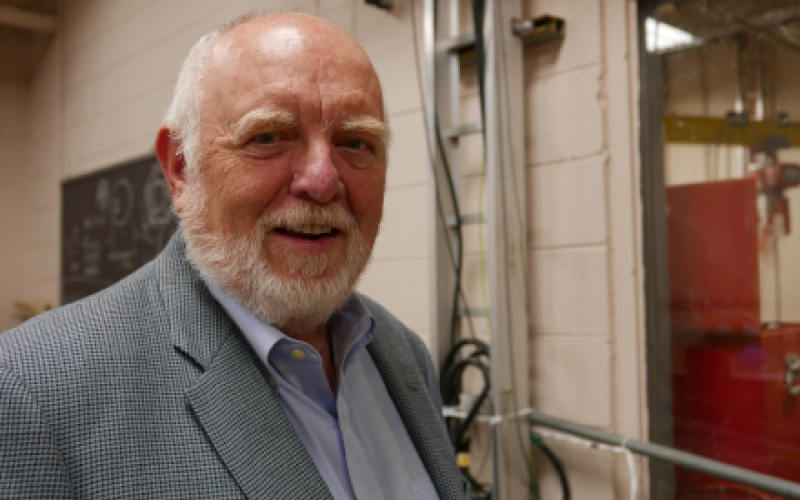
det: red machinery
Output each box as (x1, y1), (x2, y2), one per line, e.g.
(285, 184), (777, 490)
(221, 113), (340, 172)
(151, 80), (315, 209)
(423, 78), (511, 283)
(668, 173), (800, 499)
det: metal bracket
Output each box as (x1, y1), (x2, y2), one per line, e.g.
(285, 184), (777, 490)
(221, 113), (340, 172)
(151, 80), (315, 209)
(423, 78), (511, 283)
(364, 0), (392, 11)
(512, 15), (565, 48)
(785, 353), (800, 397)
(446, 213), (485, 227)
(456, 308), (488, 318)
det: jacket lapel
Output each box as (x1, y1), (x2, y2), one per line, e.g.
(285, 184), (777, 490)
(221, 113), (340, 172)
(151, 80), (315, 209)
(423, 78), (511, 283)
(184, 336), (334, 500)
(367, 319), (467, 500)
(155, 233), (333, 500)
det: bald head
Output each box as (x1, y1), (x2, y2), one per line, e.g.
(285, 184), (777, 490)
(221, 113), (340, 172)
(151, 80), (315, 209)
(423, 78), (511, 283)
(155, 13), (390, 334)
(162, 13), (385, 174)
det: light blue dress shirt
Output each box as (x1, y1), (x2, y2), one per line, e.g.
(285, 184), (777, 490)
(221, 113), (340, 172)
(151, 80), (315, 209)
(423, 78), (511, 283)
(206, 281), (439, 500)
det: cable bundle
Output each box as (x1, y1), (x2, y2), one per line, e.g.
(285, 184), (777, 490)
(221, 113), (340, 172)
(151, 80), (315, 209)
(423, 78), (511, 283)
(440, 339), (492, 499)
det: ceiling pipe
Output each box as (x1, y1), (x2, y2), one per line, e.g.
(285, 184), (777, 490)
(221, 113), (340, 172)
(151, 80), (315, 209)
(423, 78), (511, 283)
(0, 5), (56, 32)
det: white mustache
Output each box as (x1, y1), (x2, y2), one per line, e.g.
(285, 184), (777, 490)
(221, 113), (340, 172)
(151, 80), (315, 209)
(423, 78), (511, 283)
(256, 203), (358, 234)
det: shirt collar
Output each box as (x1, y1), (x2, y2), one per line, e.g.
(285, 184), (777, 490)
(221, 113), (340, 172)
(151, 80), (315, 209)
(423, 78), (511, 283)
(203, 279), (375, 371)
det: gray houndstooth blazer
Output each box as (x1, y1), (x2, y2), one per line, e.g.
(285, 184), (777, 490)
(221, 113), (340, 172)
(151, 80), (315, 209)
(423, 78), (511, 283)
(0, 233), (467, 499)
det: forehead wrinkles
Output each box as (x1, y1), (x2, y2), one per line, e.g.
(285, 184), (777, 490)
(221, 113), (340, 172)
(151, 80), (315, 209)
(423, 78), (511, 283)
(205, 24), (383, 126)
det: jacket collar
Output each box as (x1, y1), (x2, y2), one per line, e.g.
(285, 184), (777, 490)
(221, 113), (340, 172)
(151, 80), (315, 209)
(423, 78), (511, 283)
(153, 232), (334, 499)
(153, 232), (464, 499)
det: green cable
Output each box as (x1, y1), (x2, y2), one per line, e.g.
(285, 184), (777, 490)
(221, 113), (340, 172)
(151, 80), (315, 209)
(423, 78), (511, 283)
(530, 430), (571, 500)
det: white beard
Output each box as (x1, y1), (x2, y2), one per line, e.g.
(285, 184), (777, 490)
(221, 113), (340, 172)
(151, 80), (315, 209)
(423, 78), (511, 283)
(178, 177), (372, 331)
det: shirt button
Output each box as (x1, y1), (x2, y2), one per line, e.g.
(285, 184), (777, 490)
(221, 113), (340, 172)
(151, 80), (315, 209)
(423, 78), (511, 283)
(268, 376), (277, 388)
(291, 349), (307, 360)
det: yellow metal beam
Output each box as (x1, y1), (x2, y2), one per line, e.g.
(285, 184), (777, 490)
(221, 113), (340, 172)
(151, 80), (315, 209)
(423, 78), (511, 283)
(664, 116), (800, 147)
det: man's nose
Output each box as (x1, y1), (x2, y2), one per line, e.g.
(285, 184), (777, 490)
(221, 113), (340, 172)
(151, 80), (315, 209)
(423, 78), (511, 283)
(289, 142), (345, 203)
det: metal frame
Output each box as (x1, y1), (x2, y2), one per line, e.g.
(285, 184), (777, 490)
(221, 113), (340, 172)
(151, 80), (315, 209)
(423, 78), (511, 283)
(529, 410), (800, 500)
(638, 2), (677, 498)
(425, 0), (528, 497)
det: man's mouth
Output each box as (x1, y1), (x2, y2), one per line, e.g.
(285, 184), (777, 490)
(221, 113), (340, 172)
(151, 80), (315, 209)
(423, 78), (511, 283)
(274, 225), (338, 241)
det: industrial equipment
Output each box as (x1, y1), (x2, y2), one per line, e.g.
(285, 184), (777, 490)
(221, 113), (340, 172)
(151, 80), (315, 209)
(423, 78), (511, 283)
(668, 172), (800, 499)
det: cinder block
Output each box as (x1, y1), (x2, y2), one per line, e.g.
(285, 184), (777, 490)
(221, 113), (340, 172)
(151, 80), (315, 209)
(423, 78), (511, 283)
(25, 136), (58, 176)
(22, 280), (60, 308)
(386, 109), (428, 189)
(28, 103), (57, 140)
(525, 71), (570, 165)
(457, 96), (485, 178)
(355, 0), (418, 58)
(29, 36), (59, 101)
(457, 175), (489, 256)
(321, 3), (355, 37)
(24, 171), (58, 213)
(81, 141), (154, 178)
(459, 64), (479, 98)
(64, 31), (194, 126)
(458, 173), (485, 217)
(457, 133), (485, 179)
(528, 155), (607, 247)
(62, 0), (150, 55)
(460, 254), (491, 323)
(64, 0), (243, 90)
(63, 15), (147, 90)
(24, 242), (58, 284)
(64, 83), (172, 172)
(523, 0), (602, 77)
(370, 42), (422, 117)
(357, 258), (430, 333)
(567, 64), (605, 159)
(25, 208), (58, 246)
(529, 334), (611, 427)
(371, 185), (429, 261)
(534, 437), (616, 500)
(529, 246), (610, 336)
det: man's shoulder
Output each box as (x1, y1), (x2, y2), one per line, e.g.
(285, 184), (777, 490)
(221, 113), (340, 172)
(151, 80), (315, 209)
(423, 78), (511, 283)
(356, 293), (424, 346)
(0, 258), (164, 373)
(356, 293), (405, 328)
(356, 292), (434, 372)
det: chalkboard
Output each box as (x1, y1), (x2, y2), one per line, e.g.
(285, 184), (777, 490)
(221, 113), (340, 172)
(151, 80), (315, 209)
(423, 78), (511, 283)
(61, 155), (178, 304)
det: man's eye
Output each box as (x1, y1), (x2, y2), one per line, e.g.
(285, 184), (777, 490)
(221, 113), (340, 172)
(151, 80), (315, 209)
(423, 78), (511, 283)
(343, 139), (369, 151)
(252, 133), (280, 144)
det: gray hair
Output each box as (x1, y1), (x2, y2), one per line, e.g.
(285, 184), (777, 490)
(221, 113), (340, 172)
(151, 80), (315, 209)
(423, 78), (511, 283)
(162, 13), (261, 174)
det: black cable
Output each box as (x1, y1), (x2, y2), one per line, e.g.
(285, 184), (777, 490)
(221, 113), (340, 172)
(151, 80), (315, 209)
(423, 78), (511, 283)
(427, 0), (465, 348)
(439, 338), (490, 395)
(433, 117), (466, 345)
(407, 0), (479, 343)
(442, 358), (490, 447)
(440, 340), (492, 500)
(530, 431), (571, 500)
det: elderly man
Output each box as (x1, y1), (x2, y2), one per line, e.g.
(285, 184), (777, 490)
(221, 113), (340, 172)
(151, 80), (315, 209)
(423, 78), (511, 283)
(0, 13), (466, 500)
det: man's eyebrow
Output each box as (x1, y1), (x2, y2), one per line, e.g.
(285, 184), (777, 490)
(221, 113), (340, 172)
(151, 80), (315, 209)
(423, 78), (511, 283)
(338, 117), (392, 147)
(230, 109), (298, 146)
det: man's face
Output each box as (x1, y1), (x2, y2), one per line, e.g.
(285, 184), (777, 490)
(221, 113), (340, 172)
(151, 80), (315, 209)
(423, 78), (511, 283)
(175, 16), (388, 330)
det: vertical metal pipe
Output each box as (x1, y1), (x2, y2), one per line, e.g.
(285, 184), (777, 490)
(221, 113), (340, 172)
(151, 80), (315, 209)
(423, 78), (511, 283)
(483, 0), (504, 494)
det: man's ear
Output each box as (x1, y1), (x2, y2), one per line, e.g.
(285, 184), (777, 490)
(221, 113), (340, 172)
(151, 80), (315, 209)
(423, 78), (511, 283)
(155, 126), (188, 212)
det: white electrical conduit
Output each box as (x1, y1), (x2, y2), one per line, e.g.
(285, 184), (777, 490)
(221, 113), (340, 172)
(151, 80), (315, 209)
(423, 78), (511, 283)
(527, 409), (800, 500)
(532, 427), (638, 500)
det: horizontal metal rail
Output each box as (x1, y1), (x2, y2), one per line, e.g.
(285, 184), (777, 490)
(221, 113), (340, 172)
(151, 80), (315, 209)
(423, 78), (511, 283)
(528, 410), (800, 499)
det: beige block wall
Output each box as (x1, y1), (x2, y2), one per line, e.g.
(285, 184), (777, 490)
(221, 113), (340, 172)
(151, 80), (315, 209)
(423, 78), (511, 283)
(2, 0), (648, 497)
(0, 84), (29, 331)
(440, 0), (644, 496)
(522, 0), (645, 498)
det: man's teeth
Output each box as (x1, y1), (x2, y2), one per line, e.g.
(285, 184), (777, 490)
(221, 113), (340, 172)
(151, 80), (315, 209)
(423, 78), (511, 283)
(285, 225), (334, 235)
